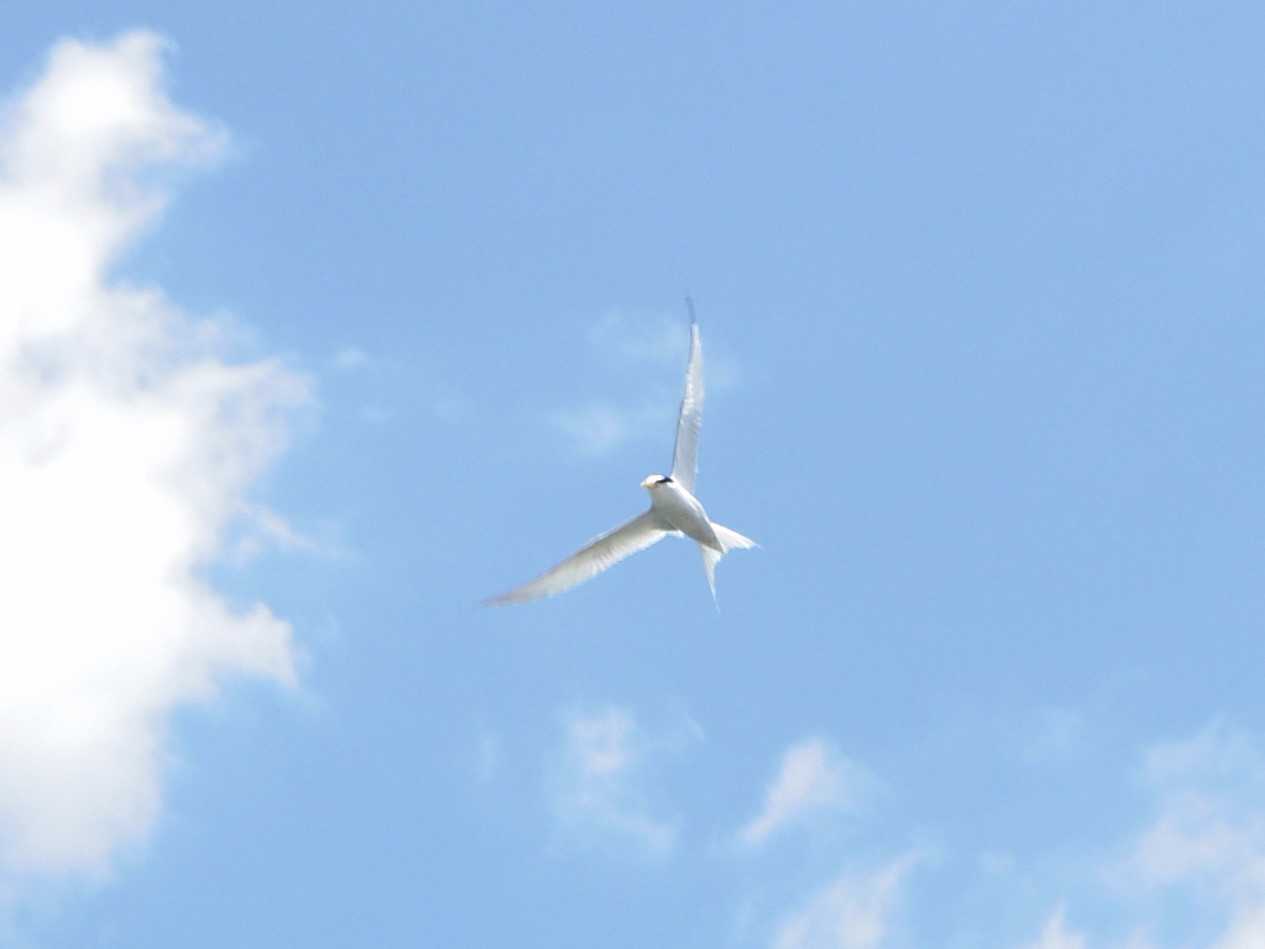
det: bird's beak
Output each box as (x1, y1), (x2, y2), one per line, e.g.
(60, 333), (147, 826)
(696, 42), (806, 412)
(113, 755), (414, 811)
(640, 476), (656, 489)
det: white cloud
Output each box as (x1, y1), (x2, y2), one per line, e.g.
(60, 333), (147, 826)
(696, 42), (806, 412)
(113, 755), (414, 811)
(1117, 723), (1265, 949)
(1021, 907), (1087, 949)
(739, 738), (874, 847)
(1127, 722), (1265, 897)
(1212, 904), (1265, 949)
(771, 853), (920, 949)
(547, 706), (689, 856)
(762, 723), (1265, 949)
(1033, 722), (1265, 949)
(0, 32), (307, 883)
(229, 503), (336, 564)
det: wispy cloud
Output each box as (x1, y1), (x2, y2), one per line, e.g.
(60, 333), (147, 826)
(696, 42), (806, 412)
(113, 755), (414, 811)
(547, 706), (696, 857)
(1211, 904), (1265, 949)
(229, 502), (345, 563)
(1021, 907), (1088, 949)
(738, 738), (875, 848)
(587, 308), (691, 366)
(1025, 721), (1265, 948)
(0, 32), (305, 884)
(550, 304), (740, 458)
(770, 852), (921, 949)
(1124, 722), (1265, 900)
(548, 401), (667, 458)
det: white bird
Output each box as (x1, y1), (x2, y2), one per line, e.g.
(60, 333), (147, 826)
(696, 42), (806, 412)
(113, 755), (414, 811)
(486, 301), (757, 606)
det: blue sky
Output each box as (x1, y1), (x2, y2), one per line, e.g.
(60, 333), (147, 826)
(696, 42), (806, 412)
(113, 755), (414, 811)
(2, 5), (1264, 948)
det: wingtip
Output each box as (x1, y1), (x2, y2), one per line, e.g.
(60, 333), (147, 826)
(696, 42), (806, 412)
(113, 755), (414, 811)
(684, 294), (697, 326)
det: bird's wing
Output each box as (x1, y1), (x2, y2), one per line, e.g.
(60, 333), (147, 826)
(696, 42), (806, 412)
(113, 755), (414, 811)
(669, 305), (703, 493)
(484, 510), (669, 605)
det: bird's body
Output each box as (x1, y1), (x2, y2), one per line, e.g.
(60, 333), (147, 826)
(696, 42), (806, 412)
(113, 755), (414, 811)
(486, 302), (756, 606)
(642, 476), (721, 551)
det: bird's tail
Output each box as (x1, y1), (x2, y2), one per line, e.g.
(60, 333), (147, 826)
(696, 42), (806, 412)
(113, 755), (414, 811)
(698, 522), (759, 609)
(700, 545), (722, 609)
(712, 522), (759, 552)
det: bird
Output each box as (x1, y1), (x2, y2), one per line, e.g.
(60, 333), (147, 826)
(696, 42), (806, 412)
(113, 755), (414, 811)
(485, 299), (757, 606)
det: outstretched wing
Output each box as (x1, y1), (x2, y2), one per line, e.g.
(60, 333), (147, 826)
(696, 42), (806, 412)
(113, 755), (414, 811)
(669, 304), (703, 493)
(484, 511), (669, 605)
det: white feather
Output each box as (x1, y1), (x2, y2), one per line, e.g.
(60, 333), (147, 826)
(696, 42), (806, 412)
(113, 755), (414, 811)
(485, 511), (669, 604)
(669, 319), (703, 494)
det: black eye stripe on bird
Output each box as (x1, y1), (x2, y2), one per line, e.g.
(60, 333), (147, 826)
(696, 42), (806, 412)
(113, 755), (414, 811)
(655, 476), (673, 484)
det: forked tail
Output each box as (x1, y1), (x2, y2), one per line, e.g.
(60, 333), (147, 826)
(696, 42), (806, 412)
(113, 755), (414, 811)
(712, 522), (759, 552)
(698, 521), (759, 608)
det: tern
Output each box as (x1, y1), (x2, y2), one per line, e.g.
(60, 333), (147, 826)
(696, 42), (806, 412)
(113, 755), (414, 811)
(486, 301), (757, 606)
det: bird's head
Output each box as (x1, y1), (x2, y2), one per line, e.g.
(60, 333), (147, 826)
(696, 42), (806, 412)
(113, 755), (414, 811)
(641, 474), (673, 490)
